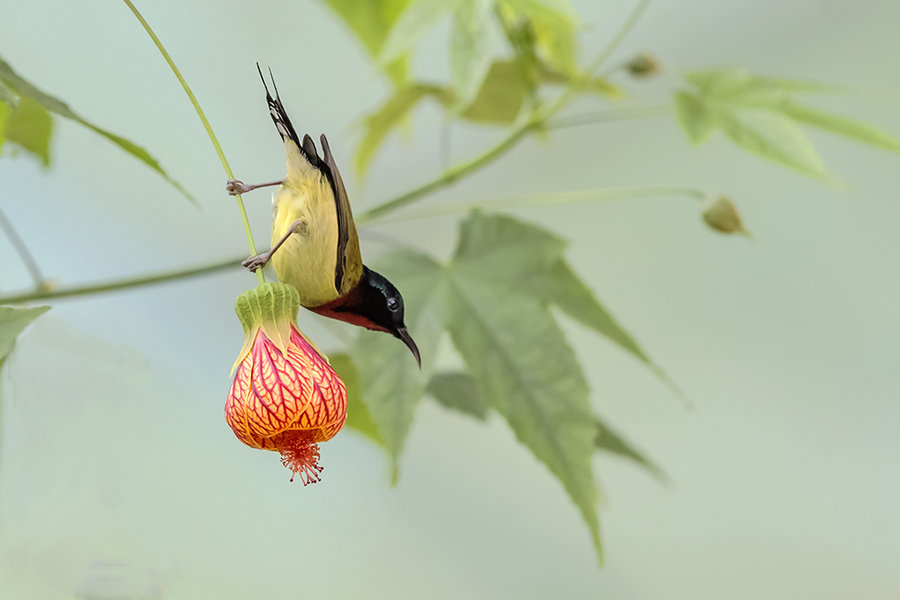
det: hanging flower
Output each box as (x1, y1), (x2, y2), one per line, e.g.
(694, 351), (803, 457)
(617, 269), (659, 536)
(225, 283), (347, 485)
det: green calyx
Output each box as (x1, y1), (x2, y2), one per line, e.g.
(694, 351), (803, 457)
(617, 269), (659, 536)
(235, 282), (301, 355)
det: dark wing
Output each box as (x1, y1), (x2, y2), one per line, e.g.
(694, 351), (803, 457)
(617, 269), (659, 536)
(319, 133), (362, 294)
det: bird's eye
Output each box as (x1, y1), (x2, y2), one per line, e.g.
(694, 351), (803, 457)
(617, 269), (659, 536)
(387, 297), (400, 312)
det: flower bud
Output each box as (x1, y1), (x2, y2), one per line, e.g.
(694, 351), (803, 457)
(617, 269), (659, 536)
(226, 283), (347, 484)
(702, 196), (749, 235)
(627, 53), (661, 78)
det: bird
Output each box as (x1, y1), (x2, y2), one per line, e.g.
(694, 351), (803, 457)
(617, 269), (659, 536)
(226, 65), (420, 367)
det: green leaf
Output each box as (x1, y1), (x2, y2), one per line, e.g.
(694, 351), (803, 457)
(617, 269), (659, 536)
(719, 110), (832, 182)
(779, 102), (900, 153)
(686, 68), (833, 100)
(674, 91), (719, 145)
(532, 259), (652, 362)
(318, 0), (413, 85)
(427, 371), (489, 419)
(0, 79), (18, 108)
(451, 211), (661, 369)
(379, 0), (460, 65)
(450, 0), (495, 106)
(459, 60), (528, 123)
(443, 211), (602, 560)
(329, 353), (386, 448)
(0, 101), (8, 151)
(355, 84), (450, 175)
(500, 0), (580, 82)
(0, 305), (49, 364)
(3, 95), (53, 165)
(594, 418), (664, 480)
(0, 55), (193, 202)
(504, 0), (578, 24)
(352, 249), (445, 465)
(527, 4), (579, 76)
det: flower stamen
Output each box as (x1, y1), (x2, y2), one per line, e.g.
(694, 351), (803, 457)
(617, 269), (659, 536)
(278, 430), (324, 485)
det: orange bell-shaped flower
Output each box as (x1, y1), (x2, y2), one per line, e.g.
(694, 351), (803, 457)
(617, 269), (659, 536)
(226, 283), (347, 484)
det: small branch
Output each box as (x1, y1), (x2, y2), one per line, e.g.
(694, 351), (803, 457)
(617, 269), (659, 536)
(0, 207), (46, 289)
(370, 185), (707, 224)
(0, 256), (243, 305)
(122, 0), (264, 285)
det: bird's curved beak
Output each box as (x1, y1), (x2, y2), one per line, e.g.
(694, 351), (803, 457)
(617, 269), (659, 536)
(395, 327), (421, 369)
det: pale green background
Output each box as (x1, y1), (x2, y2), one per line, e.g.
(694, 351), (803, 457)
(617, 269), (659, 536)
(1, 1), (898, 598)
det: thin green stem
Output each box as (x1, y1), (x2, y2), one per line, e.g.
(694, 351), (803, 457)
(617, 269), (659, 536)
(122, 0), (263, 285)
(370, 185), (706, 224)
(0, 256), (243, 305)
(357, 122), (533, 225)
(357, 0), (653, 224)
(547, 104), (671, 130)
(0, 206), (46, 289)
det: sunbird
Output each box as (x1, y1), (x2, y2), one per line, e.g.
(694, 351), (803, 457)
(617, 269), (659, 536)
(227, 66), (420, 367)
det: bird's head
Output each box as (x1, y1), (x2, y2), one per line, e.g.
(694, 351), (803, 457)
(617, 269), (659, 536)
(310, 267), (421, 368)
(359, 268), (421, 368)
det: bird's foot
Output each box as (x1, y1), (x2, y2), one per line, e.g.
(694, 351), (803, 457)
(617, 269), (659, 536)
(226, 179), (250, 195)
(241, 253), (271, 272)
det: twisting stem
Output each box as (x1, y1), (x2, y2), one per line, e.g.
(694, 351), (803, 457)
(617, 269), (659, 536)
(0, 206), (46, 289)
(357, 0), (654, 224)
(122, 0), (264, 285)
(0, 256), (243, 305)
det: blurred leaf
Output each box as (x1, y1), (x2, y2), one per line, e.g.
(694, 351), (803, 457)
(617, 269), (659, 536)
(427, 371), (489, 419)
(329, 353), (385, 448)
(686, 68), (833, 100)
(779, 102), (900, 152)
(594, 418), (664, 480)
(443, 211), (602, 560)
(459, 60), (528, 123)
(3, 95), (53, 165)
(450, 0), (495, 106)
(0, 55), (193, 202)
(0, 101), (7, 151)
(674, 91), (718, 144)
(529, 8), (578, 76)
(680, 67), (899, 182)
(719, 110), (831, 182)
(0, 305), (49, 364)
(352, 249), (445, 467)
(318, 0), (413, 85)
(504, 0), (578, 23)
(379, 0), (459, 65)
(355, 84), (451, 174)
(503, 0), (578, 75)
(0, 78), (18, 108)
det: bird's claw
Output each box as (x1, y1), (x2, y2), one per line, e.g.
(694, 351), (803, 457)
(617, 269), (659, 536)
(241, 254), (270, 272)
(226, 179), (248, 196)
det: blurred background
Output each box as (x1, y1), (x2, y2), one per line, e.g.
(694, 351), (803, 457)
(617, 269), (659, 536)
(1, 0), (899, 598)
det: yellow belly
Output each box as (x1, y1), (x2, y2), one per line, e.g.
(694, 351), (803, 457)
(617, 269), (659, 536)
(271, 176), (341, 308)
